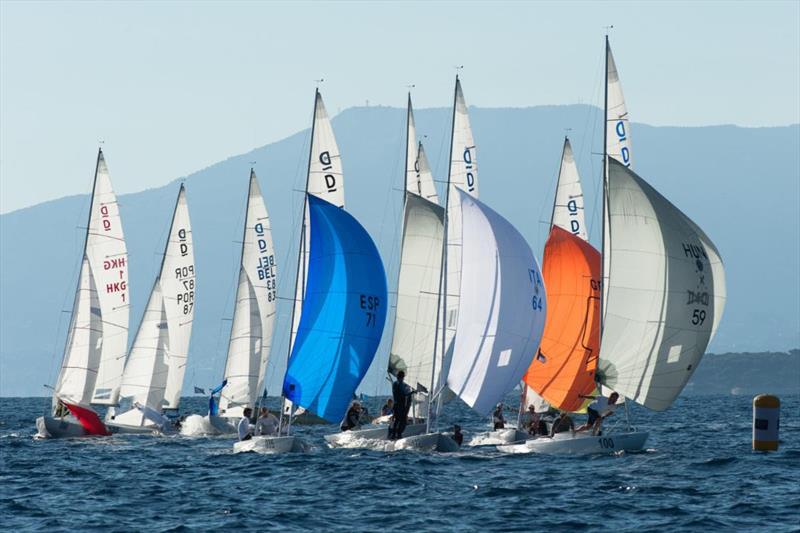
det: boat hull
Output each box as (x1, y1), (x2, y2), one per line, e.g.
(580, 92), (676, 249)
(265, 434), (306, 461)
(233, 436), (308, 454)
(393, 432), (460, 453)
(323, 423), (427, 448)
(497, 431), (648, 455)
(469, 428), (530, 446)
(106, 421), (163, 435)
(35, 416), (90, 439)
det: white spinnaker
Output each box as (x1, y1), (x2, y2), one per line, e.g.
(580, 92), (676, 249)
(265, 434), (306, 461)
(550, 138), (588, 241)
(388, 193), (445, 392)
(443, 78), (478, 380)
(118, 186), (194, 413)
(159, 186), (195, 409)
(53, 258), (102, 407)
(446, 190), (546, 415)
(289, 90), (345, 355)
(220, 173), (277, 418)
(598, 159), (725, 411)
(405, 96), (439, 203)
(54, 150), (129, 408)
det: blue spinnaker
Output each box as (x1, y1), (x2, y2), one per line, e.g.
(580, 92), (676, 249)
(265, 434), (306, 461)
(282, 195), (388, 422)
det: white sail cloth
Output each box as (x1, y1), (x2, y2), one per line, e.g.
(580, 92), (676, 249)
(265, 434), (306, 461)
(219, 172), (277, 418)
(117, 185), (195, 414)
(446, 189), (547, 415)
(443, 78), (479, 377)
(54, 150), (129, 408)
(550, 138), (588, 241)
(598, 159), (725, 411)
(405, 96), (439, 203)
(606, 43), (633, 169)
(388, 193), (445, 391)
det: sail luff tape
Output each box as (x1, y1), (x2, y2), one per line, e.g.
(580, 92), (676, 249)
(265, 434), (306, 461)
(752, 394), (780, 452)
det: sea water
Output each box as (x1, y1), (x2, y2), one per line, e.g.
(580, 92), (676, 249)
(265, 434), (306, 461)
(1, 394), (798, 531)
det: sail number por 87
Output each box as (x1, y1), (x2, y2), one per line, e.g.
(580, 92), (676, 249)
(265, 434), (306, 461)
(176, 265), (195, 315)
(360, 294), (380, 327)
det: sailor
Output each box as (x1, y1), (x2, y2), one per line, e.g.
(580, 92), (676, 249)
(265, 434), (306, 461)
(549, 411), (575, 437)
(452, 424), (464, 446)
(388, 371), (415, 439)
(526, 405), (547, 436)
(381, 399), (394, 417)
(576, 392), (619, 435)
(341, 402), (362, 431)
(492, 403), (506, 430)
(256, 407), (279, 436)
(238, 407), (255, 441)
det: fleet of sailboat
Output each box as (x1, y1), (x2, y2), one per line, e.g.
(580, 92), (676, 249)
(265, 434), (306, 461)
(37, 36), (726, 458)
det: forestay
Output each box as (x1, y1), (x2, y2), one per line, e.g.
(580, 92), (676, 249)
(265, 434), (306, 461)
(446, 190), (546, 415)
(219, 172), (277, 418)
(283, 195), (387, 422)
(444, 78), (479, 375)
(54, 150), (129, 409)
(598, 159), (725, 411)
(117, 185), (195, 412)
(387, 193), (445, 391)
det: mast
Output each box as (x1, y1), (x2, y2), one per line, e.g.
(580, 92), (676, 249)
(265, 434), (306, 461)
(600, 35), (609, 336)
(426, 75), (459, 434)
(279, 88), (319, 436)
(404, 93), (412, 194)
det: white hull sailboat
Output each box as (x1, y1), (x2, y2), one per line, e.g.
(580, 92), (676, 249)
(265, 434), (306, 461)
(37, 149), (129, 439)
(497, 430), (649, 455)
(233, 435), (309, 454)
(106, 185), (195, 435)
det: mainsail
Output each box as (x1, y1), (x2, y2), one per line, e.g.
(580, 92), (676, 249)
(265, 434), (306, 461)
(218, 171), (277, 418)
(443, 77), (479, 379)
(116, 185), (195, 415)
(53, 149), (129, 409)
(388, 95), (445, 394)
(282, 195), (388, 422)
(550, 138), (588, 241)
(446, 190), (546, 415)
(598, 159), (725, 411)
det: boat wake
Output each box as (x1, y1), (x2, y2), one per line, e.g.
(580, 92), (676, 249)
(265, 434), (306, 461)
(180, 414), (217, 436)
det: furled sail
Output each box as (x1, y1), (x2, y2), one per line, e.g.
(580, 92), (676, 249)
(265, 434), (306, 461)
(283, 195), (388, 422)
(598, 159), (725, 411)
(446, 190), (546, 415)
(117, 185), (195, 416)
(53, 149), (129, 409)
(219, 172), (277, 418)
(550, 138), (588, 241)
(387, 193), (445, 391)
(523, 226), (600, 411)
(443, 77), (479, 377)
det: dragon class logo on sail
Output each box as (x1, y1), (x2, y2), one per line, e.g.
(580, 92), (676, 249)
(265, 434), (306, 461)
(613, 118), (632, 167)
(175, 227), (195, 315)
(682, 241), (710, 326)
(463, 146), (476, 192)
(566, 196), (583, 236)
(319, 151), (337, 193)
(255, 222), (277, 302)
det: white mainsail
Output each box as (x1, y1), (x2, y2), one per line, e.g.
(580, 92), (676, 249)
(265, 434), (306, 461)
(443, 77), (479, 377)
(405, 94), (439, 203)
(446, 189), (546, 415)
(53, 149), (129, 408)
(219, 171), (277, 418)
(598, 159), (725, 411)
(550, 137), (588, 241)
(117, 185), (195, 415)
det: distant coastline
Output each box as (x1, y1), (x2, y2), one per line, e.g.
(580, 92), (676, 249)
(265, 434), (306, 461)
(684, 349), (800, 396)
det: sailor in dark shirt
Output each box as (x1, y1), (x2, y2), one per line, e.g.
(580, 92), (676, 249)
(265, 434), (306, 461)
(388, 371), (414, 439)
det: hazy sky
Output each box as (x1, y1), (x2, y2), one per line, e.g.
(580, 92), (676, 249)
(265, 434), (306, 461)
(1, 0), (798, 213)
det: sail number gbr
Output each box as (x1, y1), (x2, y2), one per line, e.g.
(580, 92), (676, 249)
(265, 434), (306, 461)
(360, 294), (381, 327)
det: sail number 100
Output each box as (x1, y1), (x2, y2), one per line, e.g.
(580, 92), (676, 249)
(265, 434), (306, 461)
(360, 294), (381, 327)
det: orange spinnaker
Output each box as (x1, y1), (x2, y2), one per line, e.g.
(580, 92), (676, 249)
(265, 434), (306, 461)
(524, 225), (601, 412)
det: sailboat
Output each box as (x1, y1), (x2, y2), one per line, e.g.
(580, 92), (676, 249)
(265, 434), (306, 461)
(325, 94), (438, 448)
(187, 170), (278, 436)
(500, 37), (725, 455)
(36, 148), (130, 438)
(236, 89), (366, 453)
(105, 184), (195, 434)
(389, 77), (547, 453)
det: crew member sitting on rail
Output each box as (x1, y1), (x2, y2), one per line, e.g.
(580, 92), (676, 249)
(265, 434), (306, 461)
(238, 407), (255, 441)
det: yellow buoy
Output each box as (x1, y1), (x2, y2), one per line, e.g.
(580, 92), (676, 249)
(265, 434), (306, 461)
(753, 394), (780, 451)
